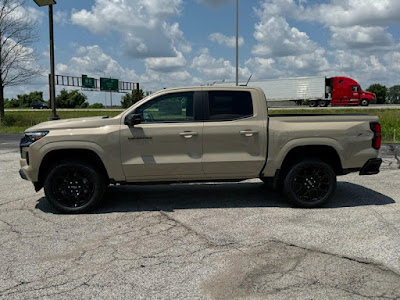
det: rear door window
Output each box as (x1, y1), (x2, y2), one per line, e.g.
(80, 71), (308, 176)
(207, 91), (253, 121)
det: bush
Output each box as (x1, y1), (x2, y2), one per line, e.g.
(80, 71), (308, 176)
(89, 103), (104, 109)
(0, 115), (16, 126)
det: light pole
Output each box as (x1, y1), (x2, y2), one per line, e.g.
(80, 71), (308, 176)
(34, 0), (59, 120)
(235, 0), (239, 86)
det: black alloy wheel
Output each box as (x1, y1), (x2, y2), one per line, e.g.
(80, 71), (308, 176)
(44, 161), (106, 213)
(284, 159), (336, 208)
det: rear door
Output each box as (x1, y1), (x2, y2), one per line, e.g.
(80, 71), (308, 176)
(202, 90), (266, 177)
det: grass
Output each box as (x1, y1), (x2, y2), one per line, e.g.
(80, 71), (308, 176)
(1, 108), (399, 142)
(0, 110), (122, 134)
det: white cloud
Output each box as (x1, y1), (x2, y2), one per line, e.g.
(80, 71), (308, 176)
(278, 49), (330, 76)
(16, 6), (44, 24)
(249, 0), (400, 89)
(191, 48), (250, 82)
(71, 0), (188, 58)
(144, 49), (187, 72)
(54, 10), (69, 26)
(257, 0), (400, 27)
(384, 52), (400, 72)
(209, 33), (244, 48)
(245, 57), (283, 80)
(330, 26), (397, 51)
(56, 45), (137, 81)
(139, 66), (202, 92)
(252, 16), (318, 57)
(304, 0), (400, 28)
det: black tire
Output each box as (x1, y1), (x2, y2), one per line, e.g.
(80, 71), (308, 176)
(360, 99), (369, 106)
(318, 100), (327, 107)
(309, 100), (317, 107)
(283, 159), (336, 208)
(44, 160), (107, 213)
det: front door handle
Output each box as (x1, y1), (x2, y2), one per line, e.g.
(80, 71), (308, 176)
(180, 131), (198, 139)
(240, 130), (258, 137)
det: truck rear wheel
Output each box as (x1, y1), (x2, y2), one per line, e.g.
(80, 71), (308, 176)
(44, 160), (107, 213)
(283, 159), (336, 208)
(318, 100), (328, 107)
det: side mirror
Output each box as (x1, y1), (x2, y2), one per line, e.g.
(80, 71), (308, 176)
(124, 114), (142, 126)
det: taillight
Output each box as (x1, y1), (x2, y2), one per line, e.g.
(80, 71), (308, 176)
(370, 123), (381, 150)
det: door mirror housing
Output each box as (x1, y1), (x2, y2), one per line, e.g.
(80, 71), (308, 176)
(124, 114), (142, 126)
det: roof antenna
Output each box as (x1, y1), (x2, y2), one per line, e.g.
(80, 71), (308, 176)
(243, 74), (252, 86)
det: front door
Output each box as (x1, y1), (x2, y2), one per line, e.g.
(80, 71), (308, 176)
(120, 91), (204, 181)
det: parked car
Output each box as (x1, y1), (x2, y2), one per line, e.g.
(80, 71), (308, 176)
(31, 101), (50, 109)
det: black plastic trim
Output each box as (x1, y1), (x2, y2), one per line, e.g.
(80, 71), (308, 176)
(359, 158), (382, 175)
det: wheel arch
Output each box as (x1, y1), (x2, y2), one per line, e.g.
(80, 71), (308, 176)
(280, 145), (343, 176)
(38, 149), (110, 189)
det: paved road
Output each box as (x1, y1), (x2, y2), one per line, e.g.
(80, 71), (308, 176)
(1, 134), (400, 299)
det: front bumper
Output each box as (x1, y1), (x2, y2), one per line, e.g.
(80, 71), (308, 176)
(359, 158), (382, 175)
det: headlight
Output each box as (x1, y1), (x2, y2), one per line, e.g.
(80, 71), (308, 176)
(25, 131), (49, 143)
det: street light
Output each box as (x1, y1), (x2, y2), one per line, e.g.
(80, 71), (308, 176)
(34, 0), (59, 120)
(235, 0), (239, 86)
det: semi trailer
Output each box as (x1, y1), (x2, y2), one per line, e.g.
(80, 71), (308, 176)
(216, 76), (377, 107)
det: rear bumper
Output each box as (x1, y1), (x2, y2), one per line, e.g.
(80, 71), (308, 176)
(359, 158), (382, 175)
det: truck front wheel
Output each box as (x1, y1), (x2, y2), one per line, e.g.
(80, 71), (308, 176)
(44, 160), (107, 213)
(360, 99), (369, 106)
(283, 159), (336, 208)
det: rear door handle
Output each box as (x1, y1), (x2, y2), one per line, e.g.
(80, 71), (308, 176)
(180, 131), (198, 139)
(240, 130), (258, 137)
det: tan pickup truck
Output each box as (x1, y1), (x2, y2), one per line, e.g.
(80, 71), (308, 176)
(19, 86), (382, 213)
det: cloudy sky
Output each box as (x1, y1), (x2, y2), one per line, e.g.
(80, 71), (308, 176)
(8, 0), (400, 103)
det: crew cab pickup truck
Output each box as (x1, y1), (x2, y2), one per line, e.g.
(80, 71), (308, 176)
(19, 87), (382, 213)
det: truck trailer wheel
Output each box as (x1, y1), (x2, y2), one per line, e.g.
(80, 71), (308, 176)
(309, 100), (318, 107)
(44, 160), (107, 213)
(283, 159), (336, 208)
(360, 99), (369, 106)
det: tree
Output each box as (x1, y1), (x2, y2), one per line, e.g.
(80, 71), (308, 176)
(16, 91), (43, 107)
(56, 89), (88, 108)
(0, 0), (40, 122)
(387, 85), (400, 104)
(366, 84), (387, 104)
(121, 89), (147, 108)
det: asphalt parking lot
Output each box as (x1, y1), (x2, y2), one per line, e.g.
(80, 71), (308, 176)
(1, 134), (400, 299)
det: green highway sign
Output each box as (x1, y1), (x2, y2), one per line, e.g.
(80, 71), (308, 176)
(100, 77), (119, 91)
(82, 75), (95, 89)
